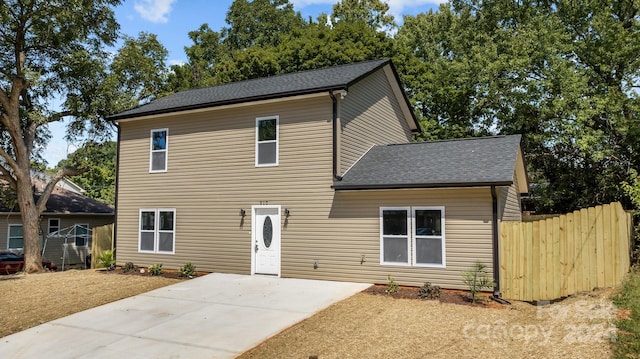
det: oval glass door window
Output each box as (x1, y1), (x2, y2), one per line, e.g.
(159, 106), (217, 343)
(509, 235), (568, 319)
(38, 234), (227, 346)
(263, 216), (273, 248)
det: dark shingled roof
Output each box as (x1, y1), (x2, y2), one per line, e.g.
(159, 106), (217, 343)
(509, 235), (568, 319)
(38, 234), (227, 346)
(0, 185), (114, 215)
(109, 59), (412, 122)
(334, 135), (523, 190)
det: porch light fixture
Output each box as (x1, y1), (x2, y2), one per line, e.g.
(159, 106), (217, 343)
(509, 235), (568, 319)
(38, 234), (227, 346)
(240, 209), (246, 217)
(284, 208), (290, 217)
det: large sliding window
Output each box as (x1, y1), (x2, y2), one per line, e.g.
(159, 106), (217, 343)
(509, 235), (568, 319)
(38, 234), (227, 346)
(380, 207), (445, 268)
(139, 209), (176, 254)
(255, 116), (279, 166)
(74, 224), (90, 247)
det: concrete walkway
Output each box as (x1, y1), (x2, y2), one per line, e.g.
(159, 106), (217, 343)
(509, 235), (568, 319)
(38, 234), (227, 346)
(0, 273), (370, 359)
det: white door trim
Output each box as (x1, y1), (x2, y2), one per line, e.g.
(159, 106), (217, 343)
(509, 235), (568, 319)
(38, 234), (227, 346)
(251, 205), (281, 276)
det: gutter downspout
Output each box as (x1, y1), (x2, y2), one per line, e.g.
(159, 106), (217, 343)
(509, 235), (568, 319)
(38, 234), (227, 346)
(329, 91), (342, 181)
(490, 185), (509, 304)
(113, 124), (121, 254)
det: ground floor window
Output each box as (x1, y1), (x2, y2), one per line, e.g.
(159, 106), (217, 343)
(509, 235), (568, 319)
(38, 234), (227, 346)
(74, 224), (89, 247)
(139, 209), (175, 254)
(7, 224), (23, 250)
(380, 206), (445, 267)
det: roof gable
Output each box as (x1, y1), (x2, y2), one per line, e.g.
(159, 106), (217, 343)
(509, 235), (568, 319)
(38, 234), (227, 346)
(109, 59), (419, 132)
(334, 135), (528, 191)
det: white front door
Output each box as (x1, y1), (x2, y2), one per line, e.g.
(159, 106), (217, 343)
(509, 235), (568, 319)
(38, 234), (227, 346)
(253, 206), (280, 275)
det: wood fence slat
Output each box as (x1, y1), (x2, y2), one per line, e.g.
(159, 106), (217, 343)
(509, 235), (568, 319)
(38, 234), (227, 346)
(566, 212), (575, 295)
(531, 220), (541, 300)
(524, 222), (534, 301)
(595, 205), (605, 288)
(580, 208), (590, 292)
(587, 207), (598, 290)
(602, 204), (613, 287)
(559, 215), (567, 297)
(552, 216), (561, 299)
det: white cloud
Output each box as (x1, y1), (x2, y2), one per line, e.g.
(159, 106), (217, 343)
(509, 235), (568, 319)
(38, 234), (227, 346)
(168, 59), (185, 66)
(134, 0), (176, 24)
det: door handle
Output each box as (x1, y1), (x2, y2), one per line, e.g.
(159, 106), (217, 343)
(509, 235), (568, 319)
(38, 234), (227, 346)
(255, 243), (259, 252)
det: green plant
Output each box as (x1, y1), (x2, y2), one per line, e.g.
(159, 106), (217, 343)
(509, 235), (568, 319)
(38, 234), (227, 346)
(385, 275), (399, 295)
(612, 270), (640, 358)
(178, 262), (197, 278)
(418, 282), (441, 300)
(98, 249), (116, 270)
(122, 262), (137, 273)
(148, 263), (164, 276)
(461, 262), (494, 303)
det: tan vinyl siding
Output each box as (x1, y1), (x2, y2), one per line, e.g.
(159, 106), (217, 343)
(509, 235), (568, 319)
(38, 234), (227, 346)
(499, 171), (522, 222)
(0, 214), (114, 267)
(116, 96), (335, 273)
(283, 188), (494, 289)
(339, 67), (413, 174)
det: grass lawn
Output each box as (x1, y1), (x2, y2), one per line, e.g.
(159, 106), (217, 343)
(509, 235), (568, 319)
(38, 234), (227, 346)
(612, 268), (640, 358)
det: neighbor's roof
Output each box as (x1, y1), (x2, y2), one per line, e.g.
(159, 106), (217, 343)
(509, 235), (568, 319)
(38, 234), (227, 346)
(0, 178), (113, 215)
(108, 59), (419, 131)
(334, 135), (527, 191)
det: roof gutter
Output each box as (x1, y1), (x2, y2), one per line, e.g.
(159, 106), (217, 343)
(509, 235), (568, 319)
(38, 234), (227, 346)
(332, 181), (513, 191)
(330, 90), (342, 182)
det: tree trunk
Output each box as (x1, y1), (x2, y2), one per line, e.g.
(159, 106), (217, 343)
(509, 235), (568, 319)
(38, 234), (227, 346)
(16, 174), (44, 273)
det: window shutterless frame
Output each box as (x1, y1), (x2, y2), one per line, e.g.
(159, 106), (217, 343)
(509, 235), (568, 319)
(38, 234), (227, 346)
(138, 208), (176, 254)
(379, 207), (411, 266)
(255, 116), (279, 167)
(74, 224), (90, 247)
(150, 128), (168, 173)
(7, 224), (23, 250)
(412, 207), (446, 268)
(48, 218), (60, 234)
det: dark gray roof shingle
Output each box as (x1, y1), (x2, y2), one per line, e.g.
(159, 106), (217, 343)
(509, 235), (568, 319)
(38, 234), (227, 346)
(0, 186), (114, 215)
(109, 59), (393, 121)
(334, 135), (523, 190)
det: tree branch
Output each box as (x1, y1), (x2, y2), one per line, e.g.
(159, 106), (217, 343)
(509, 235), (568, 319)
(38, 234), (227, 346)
(0, 146), (19, 172)
(0, 162), (16, 191)
(36, 166), (88, 214)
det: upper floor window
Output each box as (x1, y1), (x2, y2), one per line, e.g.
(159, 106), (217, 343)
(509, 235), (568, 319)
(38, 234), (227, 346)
(256, 116), (279, 167)
(74, 224), (89, 247)
(7, 224), (23, 250)
(150, 129), (168, 172)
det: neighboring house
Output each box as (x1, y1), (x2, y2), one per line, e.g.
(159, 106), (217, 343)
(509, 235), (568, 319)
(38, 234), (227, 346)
(0, 175), (114, 268)
(109, 59), (528, 290)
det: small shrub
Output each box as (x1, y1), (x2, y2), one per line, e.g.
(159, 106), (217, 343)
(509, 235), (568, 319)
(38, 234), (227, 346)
(122, 262), (137, 273)
(385, 275), (399, 295)
(178, 262), (197, 278)
(98, 249), (116, 270)
(418, 282), (441, 300)
(462, 262), (494, 303)
(148, 263), (164, 276)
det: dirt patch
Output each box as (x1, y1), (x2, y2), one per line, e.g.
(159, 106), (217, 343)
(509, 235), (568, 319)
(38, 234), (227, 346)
(240, 289), (616, 359)
(0, 270), (181, 338)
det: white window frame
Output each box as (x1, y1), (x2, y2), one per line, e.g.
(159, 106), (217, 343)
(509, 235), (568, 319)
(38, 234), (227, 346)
(138, 208), (176, 254)
(379, 207), (411, 266)
(7, 224), (23, 250)
(150, 128), (168, 173)
(412, 207), (446, 268)
(74, 224), (90, 247)
(48, 218), (60, 234)
(255, 116), (279, 167)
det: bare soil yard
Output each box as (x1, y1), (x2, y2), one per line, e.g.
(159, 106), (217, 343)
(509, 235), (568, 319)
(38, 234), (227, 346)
(1, 270), (620, 358)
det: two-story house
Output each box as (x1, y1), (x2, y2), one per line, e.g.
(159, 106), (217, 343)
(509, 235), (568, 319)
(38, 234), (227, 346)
(109, 59), (528, 289)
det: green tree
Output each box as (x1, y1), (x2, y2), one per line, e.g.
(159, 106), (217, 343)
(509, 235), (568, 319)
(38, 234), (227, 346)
(56, 141), (116, 205)
(396, 0), (640, 213)
(331, 0), (396, 32)
(0, 1), (167, 272)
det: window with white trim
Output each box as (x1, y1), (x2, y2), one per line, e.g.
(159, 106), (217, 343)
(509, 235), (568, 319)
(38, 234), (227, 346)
(74, 224), (89, 247)
(48, 218), (60, 234)
(7, 224), (23, 250)
(150, 129), (168, 172)
(380, 207), (445, 267)
(139, 209), (175, 254)
(256, 116), (278, 166)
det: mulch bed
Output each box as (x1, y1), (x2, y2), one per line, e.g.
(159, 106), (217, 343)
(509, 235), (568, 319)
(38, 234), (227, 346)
(98, 266), (210, 280)
(364, 284), (505, 308)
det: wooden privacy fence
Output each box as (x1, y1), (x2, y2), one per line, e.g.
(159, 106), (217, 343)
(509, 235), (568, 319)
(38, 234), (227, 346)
(90, 223), (114, 269)
(500, 202), (632, 302)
